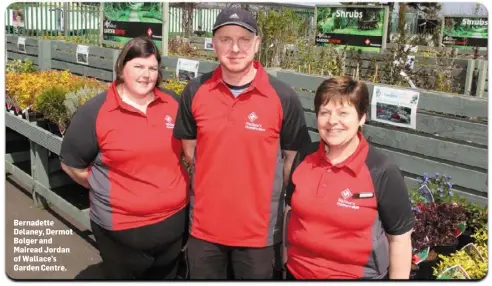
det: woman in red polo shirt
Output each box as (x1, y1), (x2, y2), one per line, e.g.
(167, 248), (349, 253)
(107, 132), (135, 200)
(60, 36), (188, 279)
(283, 76), (414, 280)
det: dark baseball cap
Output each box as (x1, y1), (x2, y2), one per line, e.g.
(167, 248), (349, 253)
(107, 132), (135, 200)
(212, 7), (258, 35)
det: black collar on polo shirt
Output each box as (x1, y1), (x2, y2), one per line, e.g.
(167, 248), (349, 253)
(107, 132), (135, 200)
(106, 81), (169, 111)
(315, 132), (369, 177)
(207, 61), (270, 97)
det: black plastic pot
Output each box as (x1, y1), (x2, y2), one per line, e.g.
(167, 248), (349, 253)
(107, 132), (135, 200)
(434, 239), (459, 256)
(23, 110), (43, 122)
(414, 259), (438, 280)
(47, 123), (63, 137)
(457, 229), (476, 250)
(410, 264), (419, 280)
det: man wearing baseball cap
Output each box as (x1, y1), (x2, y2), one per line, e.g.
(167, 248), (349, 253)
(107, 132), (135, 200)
(173, 7), (310, 279)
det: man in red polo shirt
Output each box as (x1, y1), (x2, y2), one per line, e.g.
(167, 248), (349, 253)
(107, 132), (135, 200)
(173, 7), (311, 279)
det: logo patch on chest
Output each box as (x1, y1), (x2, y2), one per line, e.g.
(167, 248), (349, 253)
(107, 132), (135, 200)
(245, 112), (265, 132)
(165, 115), (175, 129)
(337, 188), (359, 210)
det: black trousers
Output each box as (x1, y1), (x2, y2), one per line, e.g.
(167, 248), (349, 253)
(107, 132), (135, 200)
(90, 207), (186, 280)
(186, 235), (280, 280)
(285, 266), (297, 280)
(285, 266), (389, 280)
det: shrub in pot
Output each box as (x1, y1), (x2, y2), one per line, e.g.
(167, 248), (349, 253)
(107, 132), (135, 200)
(413, 172), (478, 249)
(64, 85), (106, 118)
(416, 173), (457, 204)
(412, 202), (466, 254)
(5, 58), (37, 74)
(411, 202), (467, 279)
(432, 226), (488, 280)
(6, 70), (102, 112)
(459, 204), (488, 248)
(34, 87), (70, 137)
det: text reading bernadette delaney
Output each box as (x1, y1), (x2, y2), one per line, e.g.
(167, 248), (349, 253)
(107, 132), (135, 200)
(12, 220), (74, 272)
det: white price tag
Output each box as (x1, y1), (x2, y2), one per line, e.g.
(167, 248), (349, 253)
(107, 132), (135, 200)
(76, 45), (90, 65)
(204, 38), (214, 51)
(176, 58), (199, 81)
(17, 37), (26, 53)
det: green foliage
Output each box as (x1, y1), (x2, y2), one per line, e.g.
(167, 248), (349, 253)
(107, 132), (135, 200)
(417, 173), (456, 204)
(39, 34), (97, 45)
(324, 23), (334, 33)
(104, 3), (130, 21)
(64, 85), (105, 117)
(34, 87), (70, 129)
(463, 205), (488, 234)
(433, 226), (488, 279)
(143, 3), (162, 21)
(168, 37), (199, 58)
(160, 79), (187, 95)
(6, 59), (37, 73)
(409, 188), (426, 205)
(281, 40), (346, 78)
(256, 7), (308, 68)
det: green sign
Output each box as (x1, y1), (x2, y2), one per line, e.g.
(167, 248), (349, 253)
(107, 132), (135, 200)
(316, 6), (387, 52)
(442, 16), (488, 48)
(103, 2), (162, 47)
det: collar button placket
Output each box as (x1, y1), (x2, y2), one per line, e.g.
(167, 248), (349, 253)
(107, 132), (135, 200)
(228, 99), (236, 124)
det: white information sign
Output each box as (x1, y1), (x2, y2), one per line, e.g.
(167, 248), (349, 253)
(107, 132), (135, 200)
(371, 85), (420, 129)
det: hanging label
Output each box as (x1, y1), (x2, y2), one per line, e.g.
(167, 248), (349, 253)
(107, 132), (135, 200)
(76, 45), (90, 65)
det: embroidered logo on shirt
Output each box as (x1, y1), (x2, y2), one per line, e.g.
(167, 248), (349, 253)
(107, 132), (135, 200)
(248, 112), (258, 122)
(341, 188), (352, 200)
(245, 112), (265, 132)
(165, 115), (175, 129)
(337, 188), (359, 210)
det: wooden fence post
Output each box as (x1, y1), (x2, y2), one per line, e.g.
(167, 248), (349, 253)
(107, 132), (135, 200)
(30, 129), (50, 209)
(476, 60), (488, 98)
(112, 49), (121, 81)
(37, 39), (52, 71)
(463, 59), (475, 96)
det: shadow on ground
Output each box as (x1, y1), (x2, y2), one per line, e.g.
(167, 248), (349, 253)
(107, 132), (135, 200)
(75, 262), (105, 279)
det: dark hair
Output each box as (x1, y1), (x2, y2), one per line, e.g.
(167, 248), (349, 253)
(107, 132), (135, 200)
(314, 76), (369, 119)
(114, 36), (162, 87)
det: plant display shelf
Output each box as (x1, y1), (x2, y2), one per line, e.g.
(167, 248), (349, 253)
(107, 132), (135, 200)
(5, 111), (91, 230)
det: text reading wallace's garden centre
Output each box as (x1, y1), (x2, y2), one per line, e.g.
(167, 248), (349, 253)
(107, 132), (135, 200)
(12, 219), (74, 272)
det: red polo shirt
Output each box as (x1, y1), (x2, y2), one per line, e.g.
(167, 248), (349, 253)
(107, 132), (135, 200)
(60, 82), (188, 231)
(285, 133), (414, 279)
(173, 61), (311, 247)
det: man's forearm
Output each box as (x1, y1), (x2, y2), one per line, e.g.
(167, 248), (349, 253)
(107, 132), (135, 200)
(61, 163), (90, 189)
(388, 239), (412, 279)
(182, 139), (197, 165)
(282, 151), (297, 187)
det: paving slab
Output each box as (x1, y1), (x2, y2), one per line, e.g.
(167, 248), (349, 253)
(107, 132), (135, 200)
(4, 175), (104, 280)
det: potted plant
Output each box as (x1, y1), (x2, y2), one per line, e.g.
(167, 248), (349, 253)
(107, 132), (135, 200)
(458, 204), (488, 249)
(433, 226), (488, 280)
(5, 58), (38, 116)
(34, 86), (71, 137)
(64, 84), (105, 118)
(411, 202), (467, 279)
(416, 173), (457, 203)
(431, 203), (467, 256)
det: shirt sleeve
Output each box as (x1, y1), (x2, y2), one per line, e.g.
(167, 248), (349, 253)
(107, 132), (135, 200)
(280, 88), (311, 151)
(173, 82), (197, 140)
(285, 142), (317, 206)
(59, 103), (100, 169)
(377, 164), (415, 235)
